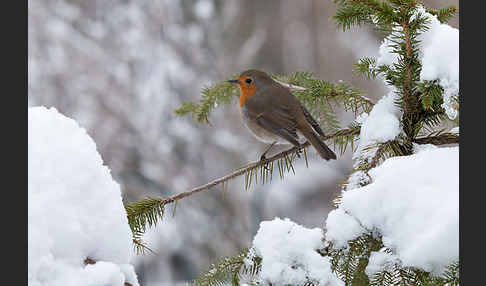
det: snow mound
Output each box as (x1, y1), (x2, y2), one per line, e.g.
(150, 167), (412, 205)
(252, 218), (344, 286)
(28, 106), (139, 286)
(325, 146), (458, 276)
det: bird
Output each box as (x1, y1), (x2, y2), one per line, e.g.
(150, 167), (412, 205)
(228, 69), (337, 161)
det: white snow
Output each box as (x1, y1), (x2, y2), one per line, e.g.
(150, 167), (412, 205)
(345, 170), (370, 191)
(351, 89), (402, 176)
(251, 218), (344, 286)
(325, 146), (458, 276)
(28, 106), (139, 286)
(365, 250), (399, 276)
(357, 90), (401, 152)
(412, 142), (437, 154)
(325, 209), (365, 249)
(376, 36), (400, 67)
(450, 126), (459, 134)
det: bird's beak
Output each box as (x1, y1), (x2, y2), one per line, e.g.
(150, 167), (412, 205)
(227, 79), (239, 84)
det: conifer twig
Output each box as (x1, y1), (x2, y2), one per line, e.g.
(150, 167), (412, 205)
(413, 133), (459, 145)
(125, 128), (358, 243)
(274, 79), (375, 106)
(170, 128), (359, 203)
(274, 79), (309, 91)
(368, 143), (388, 170)
(126, 128), (360, 217)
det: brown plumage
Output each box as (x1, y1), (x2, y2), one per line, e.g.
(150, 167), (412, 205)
(228, 69), (337, 161)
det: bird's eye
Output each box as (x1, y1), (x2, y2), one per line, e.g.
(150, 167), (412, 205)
(245, 78), (252, 84)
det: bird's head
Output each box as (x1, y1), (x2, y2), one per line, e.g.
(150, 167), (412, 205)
(228, 69), (274, 107)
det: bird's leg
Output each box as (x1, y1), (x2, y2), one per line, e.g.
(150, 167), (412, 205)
(295, 144), (303, 158)
(260, 141), (277, 167)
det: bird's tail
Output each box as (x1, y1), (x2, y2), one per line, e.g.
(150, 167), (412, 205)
(301, 128), (337, 160)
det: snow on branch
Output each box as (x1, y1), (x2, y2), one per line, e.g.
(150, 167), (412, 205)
(326, 146), (459, 276)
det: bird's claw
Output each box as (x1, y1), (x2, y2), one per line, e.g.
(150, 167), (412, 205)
(260, 155), (270, 170)
(295, 146), (303, 158)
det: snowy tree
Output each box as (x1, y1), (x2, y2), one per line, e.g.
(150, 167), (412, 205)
(131, 1), (458, 285)
(28, 0), (459, 285)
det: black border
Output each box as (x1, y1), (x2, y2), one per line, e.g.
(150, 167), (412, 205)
(9, 0), (28, 282)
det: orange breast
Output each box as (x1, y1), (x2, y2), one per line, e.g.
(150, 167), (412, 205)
(238, 84), (257, 107)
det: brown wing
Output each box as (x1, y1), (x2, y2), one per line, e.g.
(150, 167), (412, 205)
(301, 105), (326, 137)
(254, 106), (301, 147)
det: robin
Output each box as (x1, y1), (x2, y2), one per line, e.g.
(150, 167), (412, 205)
(228, 69), (337, 161)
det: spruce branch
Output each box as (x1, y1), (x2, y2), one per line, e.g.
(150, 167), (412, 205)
(354, 131), (458, 181)
(329, 233), (384, 284)
(368, 140), (397, 170)
(441, 261), (460, 286)
(417, 80), (444, 112)
(174, 79), (239, 124)
(272, 71), (375, 114)
(354, 57), (392, 80)
(426, 5), (458, 24)
(337, 0), (452, 147)
(329, 231), (458, 286)
(190, 248), (262, 286)
(125, 128), (360, 243)
(364, 138), (411, 171)
(132, 237), (156, 255)
(413, 133), (459, 145)
(333, 0), (398, 31)
(400, 20), (415, 121)
(175, 71), (373, 131)
(273, 79), (308, 91)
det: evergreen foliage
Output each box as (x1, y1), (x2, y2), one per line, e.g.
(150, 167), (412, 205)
(125, 1), (459, 285)
(175, 71), (373, 132)
(189, 248), (262, 286)
(326, 234), (384, 285)
(175, 80), (240, 124)
(123, 127), (363, 250)
(271, 71), (374, 132)
(325, 233), (459, 286)
(324, 1), (459, 285)
(125, 197), (169, 254)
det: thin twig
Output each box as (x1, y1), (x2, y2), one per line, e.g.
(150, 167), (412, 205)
(126, 131), (459, 218)
(274, 79), (375, 106)
(274, 79), (308, 91)
(401, 21), (413, 115)
(368, 143), (388, 170)
(127, 128), (360, 213)
(413, 133), (459, 145)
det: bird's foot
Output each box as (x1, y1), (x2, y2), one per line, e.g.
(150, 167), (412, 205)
(295, 145), (303, 158)
(259, 155), (270, 170)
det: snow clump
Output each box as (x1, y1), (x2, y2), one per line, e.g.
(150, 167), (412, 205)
(251, 217), (344, 286)
(28, 106), (139, 286)
(325, 145), (458, 276)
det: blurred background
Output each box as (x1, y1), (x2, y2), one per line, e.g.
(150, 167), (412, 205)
(28, 0), (458, 285)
